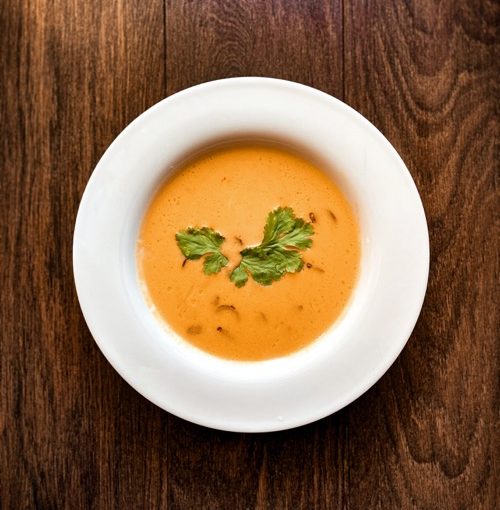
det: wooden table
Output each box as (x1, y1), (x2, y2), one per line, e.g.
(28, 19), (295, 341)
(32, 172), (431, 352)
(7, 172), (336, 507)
(1, 1), (498, 508)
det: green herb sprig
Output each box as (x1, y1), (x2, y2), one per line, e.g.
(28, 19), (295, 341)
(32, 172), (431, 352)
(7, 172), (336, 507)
(175, 227), (229, 275)
(175, 208), (314, 287)
(230, 207), (314, 287)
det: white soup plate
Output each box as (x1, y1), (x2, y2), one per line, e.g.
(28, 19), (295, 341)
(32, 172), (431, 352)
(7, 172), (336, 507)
(73, 77), (429, 432)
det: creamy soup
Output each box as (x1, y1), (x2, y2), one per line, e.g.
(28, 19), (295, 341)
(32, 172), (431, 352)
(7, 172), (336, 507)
(138, 143), (360, 361)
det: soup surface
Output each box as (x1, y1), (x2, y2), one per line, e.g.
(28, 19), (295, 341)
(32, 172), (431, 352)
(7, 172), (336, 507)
(138, 143), (360, 361)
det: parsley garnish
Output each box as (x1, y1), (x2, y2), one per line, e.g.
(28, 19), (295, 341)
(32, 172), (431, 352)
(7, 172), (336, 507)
(230, 207), (314, 287)
(175, 208), (314, 286)
(175, 227), (229, 275)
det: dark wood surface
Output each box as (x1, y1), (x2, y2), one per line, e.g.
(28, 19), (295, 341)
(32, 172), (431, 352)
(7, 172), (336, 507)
(1, 1), (498, 508)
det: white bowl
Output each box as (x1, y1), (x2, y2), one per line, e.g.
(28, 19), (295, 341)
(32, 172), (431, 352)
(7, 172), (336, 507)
(73, 77), (429, 432)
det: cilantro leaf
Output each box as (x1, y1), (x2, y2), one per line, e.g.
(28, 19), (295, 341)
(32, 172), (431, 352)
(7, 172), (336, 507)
(175, 227), (228, 275)
(229, 265), (248, 288)
(203, 252), (228, 275)
(230, 207), (314, 287)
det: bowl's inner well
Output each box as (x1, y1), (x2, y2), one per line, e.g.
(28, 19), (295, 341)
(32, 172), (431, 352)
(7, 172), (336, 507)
(136, 141), (361, 361)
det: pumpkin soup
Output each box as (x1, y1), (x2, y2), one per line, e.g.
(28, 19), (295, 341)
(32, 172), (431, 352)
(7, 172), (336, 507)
(138, 143), (360, 361)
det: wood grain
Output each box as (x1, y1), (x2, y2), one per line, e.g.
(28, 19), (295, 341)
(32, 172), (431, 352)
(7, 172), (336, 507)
(1, 0), (498, 508)
(344, 2), (499, 508)
(0, 1), (168, 508)
(165, 0), (343, 97)
(165, 2), (347, 509)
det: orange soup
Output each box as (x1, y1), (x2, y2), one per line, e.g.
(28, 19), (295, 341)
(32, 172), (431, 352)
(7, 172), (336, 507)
(138, 143), (360, 361)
